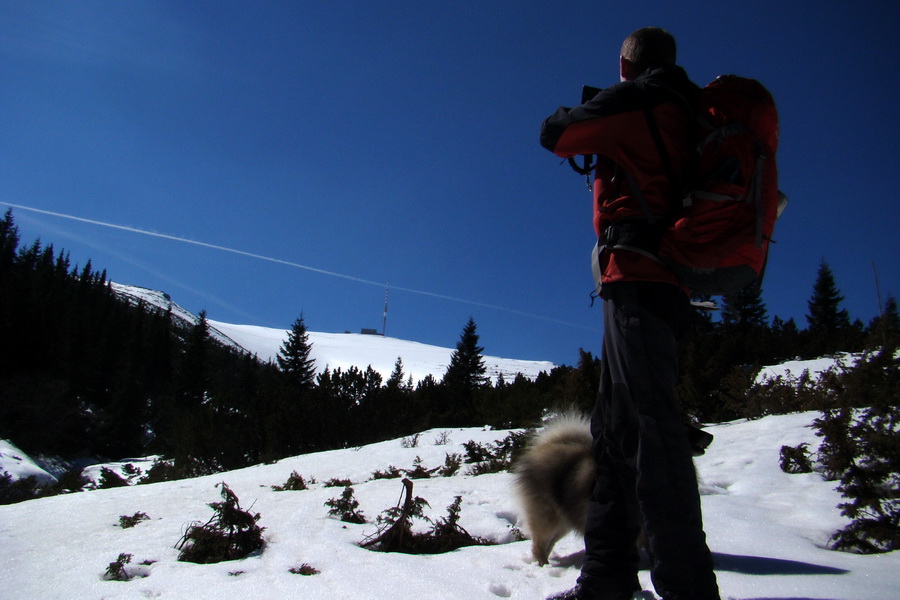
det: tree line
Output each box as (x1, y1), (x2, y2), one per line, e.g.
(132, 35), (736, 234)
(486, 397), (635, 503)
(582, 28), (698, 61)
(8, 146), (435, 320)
(0, 208), (897, 475)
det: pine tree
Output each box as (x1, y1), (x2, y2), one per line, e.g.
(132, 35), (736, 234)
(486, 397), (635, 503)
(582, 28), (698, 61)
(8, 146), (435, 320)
(868, 295), (900, 350)
(814, 349), (900, 553)
(805, 261), (852, 356)
(171, 310), (216, 473)
(807, 261), (850, 330)
(386, 357), (407, 390)
(770, 316), (802, 363)
(0, 209), (20, 272)
(443, 318), (488, 392)
(721, 283), (768, 330)
(180, 310), (212, 405)
(276, 314), (317, 390)
(441, 318), (488, 426)
(0, 210), (20, 372)
(561, 349), (601, 414)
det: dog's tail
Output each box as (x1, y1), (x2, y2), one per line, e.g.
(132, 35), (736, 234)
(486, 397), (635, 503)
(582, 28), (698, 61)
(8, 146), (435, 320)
(513, 412), (594, 556)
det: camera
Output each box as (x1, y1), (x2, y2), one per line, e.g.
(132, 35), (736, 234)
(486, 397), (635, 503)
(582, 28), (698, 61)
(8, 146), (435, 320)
(581, 85), (602, 104)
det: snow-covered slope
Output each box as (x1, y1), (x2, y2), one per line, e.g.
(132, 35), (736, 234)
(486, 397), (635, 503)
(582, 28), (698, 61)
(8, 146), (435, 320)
(211, 321), (555, 384)
(756, 352), (862, 385)
(111, 282), (555, 383)
(1, 412), (897, 600)
(0, 440), (57, 485)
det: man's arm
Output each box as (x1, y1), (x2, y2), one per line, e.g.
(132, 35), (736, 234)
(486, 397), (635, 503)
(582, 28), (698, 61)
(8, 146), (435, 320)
(539, 81), (647, 158)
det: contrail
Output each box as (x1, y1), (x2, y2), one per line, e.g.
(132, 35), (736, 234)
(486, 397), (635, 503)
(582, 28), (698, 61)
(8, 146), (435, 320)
(4, 203), (598, 331)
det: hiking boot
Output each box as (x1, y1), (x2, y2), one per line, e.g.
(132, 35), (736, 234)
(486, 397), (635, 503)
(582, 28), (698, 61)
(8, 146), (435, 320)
(546, 584), (590, 600)
(546, 583), (648, 600)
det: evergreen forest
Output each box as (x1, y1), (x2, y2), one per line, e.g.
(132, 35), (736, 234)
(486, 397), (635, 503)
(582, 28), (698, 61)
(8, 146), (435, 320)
(1, 208), (897, 480)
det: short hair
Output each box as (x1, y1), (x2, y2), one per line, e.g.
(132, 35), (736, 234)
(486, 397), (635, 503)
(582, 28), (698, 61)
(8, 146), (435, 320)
(620, 27), (677, 73)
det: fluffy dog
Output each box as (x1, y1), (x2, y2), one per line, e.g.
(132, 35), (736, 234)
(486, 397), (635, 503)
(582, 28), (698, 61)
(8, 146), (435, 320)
(513, 412), (594, 566)
(514, 412), (712, 566)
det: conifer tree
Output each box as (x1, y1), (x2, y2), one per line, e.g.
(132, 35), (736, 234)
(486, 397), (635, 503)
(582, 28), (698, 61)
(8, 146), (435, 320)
(868, 295), (899, 349)
(276, 314), (317, 390)
(721, 283), (768, 330)
(805, 261), (852, 356)
(180, 310), (212, 405)
(0, 210), (19, 366)
(443, 318), (488, 392)
(0, 209), (20, 272)
(814, 349), (900, 553)
(386, 357), (407, 390)
(441, 318), (488, 426)
(171, 310), (216, 472)
(561, 349), (601, 413)
(770, 316), (802, 362)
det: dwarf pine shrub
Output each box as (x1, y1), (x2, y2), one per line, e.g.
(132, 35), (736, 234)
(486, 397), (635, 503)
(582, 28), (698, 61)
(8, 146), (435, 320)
(0, 473), (45, 505)
(289, 563), (321, 575)
(119, 512), (150, 529)
(137, 458), (180, 484)
(103, 553), (133, 581)
(271, 471), (308, 491)
(98, 467), (129, 489)
(813, 348), (900, 553)
(404, 456), (435, 479)
(462, 431), (529, 475)
(325, 486), (367, 524)
(176, 483), (265, 563)
(779, 443), (813, 474)
(370, 465), (403, 480)
(54, 468), (90, 493)
(359, 479), (495, 554)
(439, 453), (463, 477)
(323, 477), (352, 488)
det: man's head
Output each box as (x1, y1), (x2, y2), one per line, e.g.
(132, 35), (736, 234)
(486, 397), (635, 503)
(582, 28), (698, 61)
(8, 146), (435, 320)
(619, 27), (676, 81)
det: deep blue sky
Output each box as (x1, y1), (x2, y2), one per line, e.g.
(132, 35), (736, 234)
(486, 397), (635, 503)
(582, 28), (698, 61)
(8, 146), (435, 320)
(2, 1), (898, 366)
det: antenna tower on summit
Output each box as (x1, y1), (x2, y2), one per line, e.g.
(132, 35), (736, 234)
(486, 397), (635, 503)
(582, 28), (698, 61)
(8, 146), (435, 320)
(382, 284), (389, 336)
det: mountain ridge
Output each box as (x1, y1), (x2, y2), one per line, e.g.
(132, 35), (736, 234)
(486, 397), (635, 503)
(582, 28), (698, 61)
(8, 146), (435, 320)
(110, 282), (556, 384)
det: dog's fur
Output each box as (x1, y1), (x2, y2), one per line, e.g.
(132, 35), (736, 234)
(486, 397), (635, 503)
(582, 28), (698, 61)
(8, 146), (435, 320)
(513, 412), (594, 565)
(514, 412), (709, 567)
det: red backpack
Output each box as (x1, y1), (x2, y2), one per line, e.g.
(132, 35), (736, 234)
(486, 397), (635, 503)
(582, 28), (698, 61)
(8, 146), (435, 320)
(658, 75), (785, 295)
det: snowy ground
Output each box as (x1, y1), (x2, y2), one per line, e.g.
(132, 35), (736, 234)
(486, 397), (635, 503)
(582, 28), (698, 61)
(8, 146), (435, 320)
(755, 353), (861, 385)
(1, 411), (897, 600)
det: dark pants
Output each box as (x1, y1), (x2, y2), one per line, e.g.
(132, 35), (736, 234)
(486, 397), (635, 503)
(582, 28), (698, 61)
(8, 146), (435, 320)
(578, 282), (719, 600)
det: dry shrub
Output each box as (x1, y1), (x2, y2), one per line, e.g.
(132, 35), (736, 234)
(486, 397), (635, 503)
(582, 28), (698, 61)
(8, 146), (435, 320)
(176, 483), (265, 563)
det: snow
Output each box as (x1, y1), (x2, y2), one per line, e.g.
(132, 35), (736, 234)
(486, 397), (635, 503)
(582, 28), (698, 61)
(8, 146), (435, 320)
(0, 440), (56, 485)
(755, 353), (859, 385)
(2, 412), (898, 600)
(2, 287), (895, 598)
(208, 320), (556, 385)
(110, 281), (556, 384)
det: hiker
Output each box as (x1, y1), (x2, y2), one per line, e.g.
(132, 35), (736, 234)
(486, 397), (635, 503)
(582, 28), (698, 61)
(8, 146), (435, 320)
(539, 27), (721, 600)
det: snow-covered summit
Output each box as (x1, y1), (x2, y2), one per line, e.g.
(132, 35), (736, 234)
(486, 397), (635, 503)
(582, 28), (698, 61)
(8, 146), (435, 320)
(211, 321), (555, 385)
(111, 282), (556, 384)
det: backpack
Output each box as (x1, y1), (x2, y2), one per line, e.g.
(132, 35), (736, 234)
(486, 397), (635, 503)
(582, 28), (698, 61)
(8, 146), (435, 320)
(656, 75), (786, 296)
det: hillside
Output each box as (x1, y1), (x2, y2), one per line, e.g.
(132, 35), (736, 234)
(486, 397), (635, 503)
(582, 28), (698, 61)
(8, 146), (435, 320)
(112, 282), (556, 384)
(1, 412), (896, 599)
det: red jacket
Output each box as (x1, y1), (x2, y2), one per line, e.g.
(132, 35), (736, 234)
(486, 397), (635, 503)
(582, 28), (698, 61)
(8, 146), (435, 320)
(541, 66), (700, 287)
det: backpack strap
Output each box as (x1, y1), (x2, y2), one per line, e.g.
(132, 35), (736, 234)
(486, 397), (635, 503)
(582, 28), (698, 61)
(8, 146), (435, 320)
(601, 79), (697, 263)
(598, 219), (666, 264)
(635, 79), (699, 212)
(643, 106), (679, 197)
(619, 164), (661, 225)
